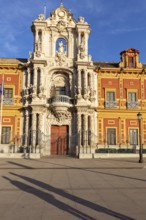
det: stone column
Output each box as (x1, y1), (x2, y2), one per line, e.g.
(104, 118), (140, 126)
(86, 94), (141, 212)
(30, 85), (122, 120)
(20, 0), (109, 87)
(38, 113), (43, 152)
(33, 68), (38, 96)
(31, 113), (37, 153)
(77, 69), (81, 96)
(20, 111), (24, 147)
(25, 111), (29, 148)
(77, 113), (81, 152)
(27, 68), (31, 88)
(84, 70), (88, 97)
(90, 115), (94, 149)
(22, 111), (27, 147)
(52, 33), (55, 57)
(78, 32), (81, 48)
(84, 114), (88, 148)
(85, 33), (88, 56)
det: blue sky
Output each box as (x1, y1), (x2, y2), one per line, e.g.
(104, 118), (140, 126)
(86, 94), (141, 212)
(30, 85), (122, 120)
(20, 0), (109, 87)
(1, 0), (146, 63)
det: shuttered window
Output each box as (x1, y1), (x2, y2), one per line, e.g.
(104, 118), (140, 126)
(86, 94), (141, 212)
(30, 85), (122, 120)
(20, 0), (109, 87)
(4, 88), (13, 98)
(129, 129), (138, 145)
(128, 56), (135, 68)
(107, 92), (115, 101)
(128, 92), (136, 102)
(107, 128), (116, 145)
(1, 127), (11, 144)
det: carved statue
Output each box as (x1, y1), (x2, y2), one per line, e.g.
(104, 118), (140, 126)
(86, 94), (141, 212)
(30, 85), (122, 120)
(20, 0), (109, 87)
(37, 14), (45, 21)
(58, 41), (64, 53)
(78, 16), (85, 23)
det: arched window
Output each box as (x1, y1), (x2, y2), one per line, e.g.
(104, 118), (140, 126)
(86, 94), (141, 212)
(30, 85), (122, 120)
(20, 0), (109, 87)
(81, 32), (85, 44)
(88, 73), (91, 88)
(56, 38), (67, 54)
(81, 70), (84, 95)
(51, 74), (70, 97)
(37, 68), (41, 94)
(38, 30), (42, 42)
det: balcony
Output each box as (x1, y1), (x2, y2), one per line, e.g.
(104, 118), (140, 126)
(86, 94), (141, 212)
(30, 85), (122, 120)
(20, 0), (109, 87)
(49, 95), (72, 114)
(105, 101), (117, 108)
(127, 101), (139, 109)
(50, 95), (71, 104)
(3, 98), (14, 105)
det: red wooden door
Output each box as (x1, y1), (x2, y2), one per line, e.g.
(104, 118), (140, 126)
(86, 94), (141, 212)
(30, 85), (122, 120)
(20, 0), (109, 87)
(51, 125), (68, 155)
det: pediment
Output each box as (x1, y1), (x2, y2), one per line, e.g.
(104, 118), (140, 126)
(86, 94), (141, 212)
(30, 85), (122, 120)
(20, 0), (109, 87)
(46, 4), (76, 28)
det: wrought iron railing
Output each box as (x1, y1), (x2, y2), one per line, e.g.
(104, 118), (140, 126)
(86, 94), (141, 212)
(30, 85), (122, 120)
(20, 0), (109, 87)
(3, 98), (14, 105)
(127, 101), (139, 109)
(105, 101), (117, 108)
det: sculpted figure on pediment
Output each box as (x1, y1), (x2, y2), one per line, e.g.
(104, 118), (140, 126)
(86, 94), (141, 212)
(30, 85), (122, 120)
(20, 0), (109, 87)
(57, 20), (66, 32)
(37, 14), (45, 21)
(78, 16), (85, 23)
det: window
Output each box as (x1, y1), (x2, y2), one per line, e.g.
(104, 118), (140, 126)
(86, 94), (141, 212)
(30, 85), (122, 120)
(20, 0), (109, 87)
(88, 73), (91, 88)
(107, 91), (115, 101)
(38, 30), (42, 42)
(55, 87), (66, 95)
(128, 56), (135, 68)
(107, 128), (116, 145)
(127, 92), (139, 108)
(1, 127), (11, 144)
(30, 70), (34, 86)
(105, 91), (117, 108)
(129, 129), (138, 145)
(37, 69), (41, 94)
(4, 88), (13, 98)
(128, 92), (136, 102)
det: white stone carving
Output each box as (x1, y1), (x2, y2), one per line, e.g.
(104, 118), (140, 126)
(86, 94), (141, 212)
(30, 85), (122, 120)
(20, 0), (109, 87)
(37, 14), (45, 21)
(23, 5), (97, 156)
(78, 16), (85, 23)
(79, 39), (85, 59)
(57, 21), (66, 32)
(55, 52), (67, 66)
(48, 111), (71, 126)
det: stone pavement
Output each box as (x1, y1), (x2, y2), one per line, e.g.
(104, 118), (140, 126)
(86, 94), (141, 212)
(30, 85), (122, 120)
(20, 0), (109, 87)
(0, 157), (146, 220)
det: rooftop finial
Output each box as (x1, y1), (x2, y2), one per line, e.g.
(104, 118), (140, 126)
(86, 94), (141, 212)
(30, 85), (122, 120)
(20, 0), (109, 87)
(60, 0), (63, 7)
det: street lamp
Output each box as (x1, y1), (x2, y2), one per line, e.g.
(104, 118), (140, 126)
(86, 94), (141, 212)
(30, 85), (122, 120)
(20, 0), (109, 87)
(137, 112), (143, 163)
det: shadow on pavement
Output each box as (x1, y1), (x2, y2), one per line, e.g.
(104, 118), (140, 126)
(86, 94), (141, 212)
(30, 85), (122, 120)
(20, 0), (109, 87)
(4, 173), (136, 220)
(7, 161), (33, 169)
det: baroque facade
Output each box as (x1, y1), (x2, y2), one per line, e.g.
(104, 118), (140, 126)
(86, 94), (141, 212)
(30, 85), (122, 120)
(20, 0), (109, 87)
(21, 4), (97, 156)
(0, 4), (146, 158)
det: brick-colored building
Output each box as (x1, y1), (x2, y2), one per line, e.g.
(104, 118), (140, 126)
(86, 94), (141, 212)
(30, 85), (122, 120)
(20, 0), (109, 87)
(95, 48), (146, 153)
(0, 58), (26, 153)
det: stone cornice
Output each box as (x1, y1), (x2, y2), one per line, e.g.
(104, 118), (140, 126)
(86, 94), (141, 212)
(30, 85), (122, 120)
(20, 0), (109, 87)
(30, 59), (47, 66)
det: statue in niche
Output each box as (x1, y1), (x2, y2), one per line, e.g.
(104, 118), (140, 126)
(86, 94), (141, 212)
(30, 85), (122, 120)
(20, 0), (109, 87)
(56, 40), (67, 65)
(58, 41), (64, 53)
(79, 34), (85, 59)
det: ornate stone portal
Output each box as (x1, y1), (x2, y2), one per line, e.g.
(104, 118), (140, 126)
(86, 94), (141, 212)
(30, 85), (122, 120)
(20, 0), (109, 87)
(23, 3), (97, 157)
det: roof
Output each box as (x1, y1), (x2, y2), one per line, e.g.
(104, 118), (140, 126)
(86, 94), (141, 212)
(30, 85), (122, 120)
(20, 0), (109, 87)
(0, 58), (27, 65)
(94, 62), (119, 68)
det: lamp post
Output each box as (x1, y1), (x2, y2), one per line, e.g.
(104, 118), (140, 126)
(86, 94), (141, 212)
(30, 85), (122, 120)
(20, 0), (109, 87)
(137, 112), (143, 163)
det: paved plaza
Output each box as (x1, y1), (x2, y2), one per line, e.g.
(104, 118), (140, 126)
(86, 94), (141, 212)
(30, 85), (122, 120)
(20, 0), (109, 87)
(0, 157), (146, 220)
